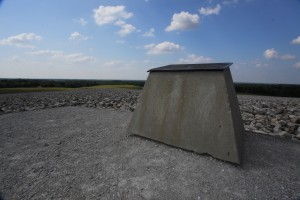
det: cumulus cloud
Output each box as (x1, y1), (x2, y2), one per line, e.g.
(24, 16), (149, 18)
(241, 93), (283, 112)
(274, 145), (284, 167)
(280, 54), (296, 60)
(93, 5), (133, 25)
(93, 5), (136, 36)
(29, 50), (95, 63)
(143, 28), (155, 37)
(0, 33), (42, 48)
(294, 61), (300, 69)
(264, 48), (296, 60)
(144, 41), (182, 55)
(264, 48), (279, 59)
(69, 32), (88, 41)
(117, 23), (136, 36)
(165, 12), (200, 32)
(199, 4), (221, 15)
(73, 18), (88, 26)
(114, 20), (126, 26)
(291, 36), (300, 45)
(178, 54), (213, 63)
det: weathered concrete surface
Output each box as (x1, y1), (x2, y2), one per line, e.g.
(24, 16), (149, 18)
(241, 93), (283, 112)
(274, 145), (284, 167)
(128, 65), (244, 164)
(0, 107), (299, 200)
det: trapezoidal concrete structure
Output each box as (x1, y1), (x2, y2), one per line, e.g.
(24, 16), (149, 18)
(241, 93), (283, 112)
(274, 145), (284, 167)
(128, 63), (244, 164)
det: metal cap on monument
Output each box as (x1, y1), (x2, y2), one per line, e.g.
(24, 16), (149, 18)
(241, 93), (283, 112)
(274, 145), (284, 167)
(128, 63), (244, 164)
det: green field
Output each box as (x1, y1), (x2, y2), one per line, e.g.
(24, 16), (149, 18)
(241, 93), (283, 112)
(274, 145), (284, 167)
(0, 87), (74, 94)
(82, 85), (142, 90)
(0, 85), (142, 94)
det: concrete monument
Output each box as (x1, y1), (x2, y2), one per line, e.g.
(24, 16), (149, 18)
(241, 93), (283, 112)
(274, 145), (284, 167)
(128, 63), (244, 164)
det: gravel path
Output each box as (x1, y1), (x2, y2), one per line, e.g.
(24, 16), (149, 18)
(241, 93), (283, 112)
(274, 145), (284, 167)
(0, 106), (300, 200)
(0, 89), (299, 141)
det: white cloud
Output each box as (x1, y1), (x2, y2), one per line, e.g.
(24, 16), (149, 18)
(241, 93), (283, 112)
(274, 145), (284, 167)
(165, 12), (200, 32)
(114, 20), (126, 26)
(222, 0), (239, 5)
(178, 54), (213, 63)
(264, 48), (279, 59)
(64, 53), (94, 63)
(264, 48), (296, 60)
(255, 63), (269, 67)
(0, 33), (42, 48)
(103, 60), (123, 67)
(253, 60), (269, 68)
(93, 5), (133, 25)
(93, 5), (136, 36)
(144, 41), (182, 55)
(30, 50), (63, 57)
(73, 18), (88, 26)
(117, 23), (136, 36)
(199, 4), (221, 16)
(294, 61), (300, 69)
(29, 49), (95, 63)
(280, 54), (296, 60)
(143, 28), (155, 37)
(69, 32), (88, 41)
(291, 36), (300, 45)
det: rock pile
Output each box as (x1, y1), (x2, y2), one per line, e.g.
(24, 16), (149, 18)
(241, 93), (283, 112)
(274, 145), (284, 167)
(0, 89), (299, 141)
(238, 95), (300, 141)
(0, 89), (140, 113)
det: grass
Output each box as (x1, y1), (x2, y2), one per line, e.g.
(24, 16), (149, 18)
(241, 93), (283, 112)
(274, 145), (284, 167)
(0, 85), (142, 94)
(82, 85), (142, 90)
(0, 87), (75, 94)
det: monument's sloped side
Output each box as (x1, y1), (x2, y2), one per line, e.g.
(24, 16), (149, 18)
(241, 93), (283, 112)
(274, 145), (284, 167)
(128, 63), (244, 164)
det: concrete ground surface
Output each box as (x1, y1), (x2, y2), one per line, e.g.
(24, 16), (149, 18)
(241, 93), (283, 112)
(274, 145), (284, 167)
(0, 106), (299, 200)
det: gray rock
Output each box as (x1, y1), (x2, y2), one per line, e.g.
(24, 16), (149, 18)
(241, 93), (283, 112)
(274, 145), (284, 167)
(276, 131), (292, 139)
(255, 115), (264, 120)
(245, 124), (256, 131)
(255, 122), (263, 129)
(244, 120), (252, 125)
(129, 106), (135, 112)
(117, 103), (123, 108)
(242, 112), (254, 119)
(270, 118), (278, 126)
(294, 117), (300, 124)
(104, 98), (110, 102)
(278, 120), (286, 126)
(70, 101), (78, 106)
(261, 128), (271, 133)
(273, 124), (281, 133)
(261, 102), (269, 108)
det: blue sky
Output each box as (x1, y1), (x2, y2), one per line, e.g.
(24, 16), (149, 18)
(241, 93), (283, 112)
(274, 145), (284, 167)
(0, 0), (300, 83)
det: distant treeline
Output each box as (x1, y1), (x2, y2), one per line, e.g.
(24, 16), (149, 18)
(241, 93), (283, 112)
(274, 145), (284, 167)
(0, 79), (299, 98)
(234, 83), (300, 98)
(0, 78), (145, 88)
